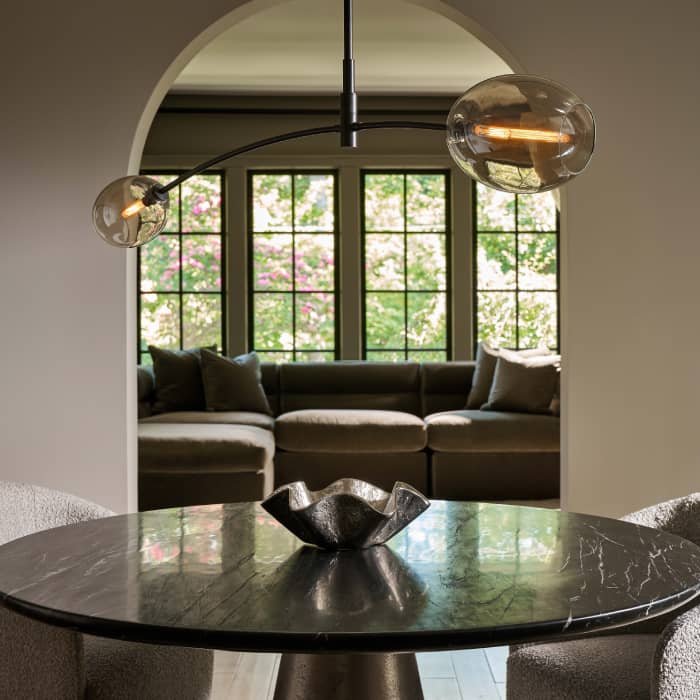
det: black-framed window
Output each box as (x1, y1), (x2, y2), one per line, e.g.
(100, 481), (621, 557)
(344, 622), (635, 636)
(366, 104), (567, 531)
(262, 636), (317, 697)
(361, 171), (450, 361)
(248, 171), (339, 362)
(137, 172), (226, 364)
(473, 181), (559, 350)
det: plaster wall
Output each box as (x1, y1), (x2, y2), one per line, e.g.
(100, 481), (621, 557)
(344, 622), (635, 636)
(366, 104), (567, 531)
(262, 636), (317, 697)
(0, 0), (698, 515)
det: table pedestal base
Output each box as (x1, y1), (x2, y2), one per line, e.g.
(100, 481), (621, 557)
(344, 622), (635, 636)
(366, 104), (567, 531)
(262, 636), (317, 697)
(273, 652), (424, 700)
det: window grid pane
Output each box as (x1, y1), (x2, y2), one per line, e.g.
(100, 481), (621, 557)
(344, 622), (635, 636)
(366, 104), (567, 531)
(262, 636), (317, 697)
(362, 171), (450, 361)
(137, 172), (225, 362)
(249, 172), (338, 362)
(474, 182), (559, 351)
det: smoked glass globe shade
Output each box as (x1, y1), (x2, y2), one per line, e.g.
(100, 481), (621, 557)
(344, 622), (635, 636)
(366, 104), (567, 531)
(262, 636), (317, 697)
(92, 175), (169, 248)
(446, 74), (595, 194)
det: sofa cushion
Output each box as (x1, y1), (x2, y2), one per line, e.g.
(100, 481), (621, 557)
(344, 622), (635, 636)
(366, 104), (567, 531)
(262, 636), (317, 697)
(200, 349), (271, 415)
(275, 409), (426, 453)
(425, 410), (559, 452)
(482, 355), (559, 414)
(149, 345), (214, 413)
(279, 362), (421, 415)
(138, 423), (274, 473)
(421, 362), (475, 416)
(140, 411), (274, 431)
(465, 343), (499, 409)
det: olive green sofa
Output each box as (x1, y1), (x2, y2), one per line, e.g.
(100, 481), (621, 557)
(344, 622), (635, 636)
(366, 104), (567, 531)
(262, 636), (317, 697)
(137, 361), (559, 510)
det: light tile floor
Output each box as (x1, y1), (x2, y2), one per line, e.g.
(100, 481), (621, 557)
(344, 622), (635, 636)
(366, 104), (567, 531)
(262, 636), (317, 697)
(211, 647), (508, 699)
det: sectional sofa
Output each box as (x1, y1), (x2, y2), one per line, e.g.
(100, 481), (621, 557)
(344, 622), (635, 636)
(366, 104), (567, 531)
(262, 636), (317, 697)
(137, 361), (560, 510)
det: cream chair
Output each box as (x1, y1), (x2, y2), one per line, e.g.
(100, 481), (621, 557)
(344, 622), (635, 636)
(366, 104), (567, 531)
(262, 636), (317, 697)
(0, 481), (213, 699)
(506, 493), (700, 699)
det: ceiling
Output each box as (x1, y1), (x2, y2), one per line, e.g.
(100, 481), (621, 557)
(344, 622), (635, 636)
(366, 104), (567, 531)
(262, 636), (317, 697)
(172, 0), (511, 96)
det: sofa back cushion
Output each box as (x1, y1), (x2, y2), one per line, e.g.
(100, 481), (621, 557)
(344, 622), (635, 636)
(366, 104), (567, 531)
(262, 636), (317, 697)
(260, 363), (280, 415)
(421, 362), (475, 416)
(279, 362), (421, 415)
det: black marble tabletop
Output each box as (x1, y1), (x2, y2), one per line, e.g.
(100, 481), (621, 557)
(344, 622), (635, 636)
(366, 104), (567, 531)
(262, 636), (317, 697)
(0, 501), (699, 653)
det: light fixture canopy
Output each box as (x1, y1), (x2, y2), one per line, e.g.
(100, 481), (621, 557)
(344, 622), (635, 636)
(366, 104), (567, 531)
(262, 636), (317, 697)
(93, 175), (169, 248)
(91, 1), (596, 247)
(447, 74), (595, 194)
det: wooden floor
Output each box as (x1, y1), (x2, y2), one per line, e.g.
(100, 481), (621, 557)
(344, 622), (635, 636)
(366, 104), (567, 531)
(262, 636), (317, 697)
(211, 647), (508, 699)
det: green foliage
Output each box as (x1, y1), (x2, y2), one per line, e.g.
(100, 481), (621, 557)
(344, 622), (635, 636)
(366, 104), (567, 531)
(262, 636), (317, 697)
(181, 175), (222, 232)
(366, 292), (406, 348)
(140, 294), (180, 350)
(364, 174), (404, 231)
(406, 174), (446, 231)
(475, 184), (558, 349)
(139, 173), (224, 358)
(294, 175), (334, 231)
(182, 294), (221, 349)
(251, 173), (337, 360)
(364, 173), (448, 359)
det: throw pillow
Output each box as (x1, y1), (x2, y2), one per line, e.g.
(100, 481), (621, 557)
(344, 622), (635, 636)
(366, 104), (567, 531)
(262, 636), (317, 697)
(465, 343), (552, 409)
(465, 343), (499, 409)
(200, 349), (272, 415)
(149, 345), (215, 413)
(481, 355), (559, 414)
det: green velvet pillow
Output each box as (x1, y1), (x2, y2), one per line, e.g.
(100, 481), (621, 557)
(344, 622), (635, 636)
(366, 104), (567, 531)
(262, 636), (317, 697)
(481, 355), (559, 414)
(200, 349), (272, 415)
(149, 345), (214, 413)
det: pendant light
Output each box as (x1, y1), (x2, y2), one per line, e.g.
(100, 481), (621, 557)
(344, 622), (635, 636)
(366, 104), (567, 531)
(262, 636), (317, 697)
(93, 0), (595, 247)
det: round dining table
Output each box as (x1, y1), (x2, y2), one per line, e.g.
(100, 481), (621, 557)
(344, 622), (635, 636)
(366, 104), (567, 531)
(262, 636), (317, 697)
(0, 500), (699, 700)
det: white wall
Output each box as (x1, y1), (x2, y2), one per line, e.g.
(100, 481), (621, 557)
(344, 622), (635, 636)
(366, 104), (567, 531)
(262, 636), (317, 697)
(1, 0), (698, 516)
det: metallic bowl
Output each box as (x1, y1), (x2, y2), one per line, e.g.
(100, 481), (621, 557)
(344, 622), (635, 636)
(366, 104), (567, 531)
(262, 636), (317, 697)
(260, 478), (430, 550)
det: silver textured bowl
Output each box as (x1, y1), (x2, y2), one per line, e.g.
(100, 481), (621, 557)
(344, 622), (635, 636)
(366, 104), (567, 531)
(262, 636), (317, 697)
(261, 478), (430, 549)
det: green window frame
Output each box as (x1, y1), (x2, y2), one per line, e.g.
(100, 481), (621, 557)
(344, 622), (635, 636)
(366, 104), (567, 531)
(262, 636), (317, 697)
(247, 170), (339, 362)
(361, 170), (451, 361)
(473, 181), (560, 351)
(137, 171), (226, 364)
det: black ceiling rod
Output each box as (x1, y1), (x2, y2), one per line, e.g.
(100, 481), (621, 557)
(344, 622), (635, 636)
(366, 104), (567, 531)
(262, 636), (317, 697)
(340, 0), (358, 147)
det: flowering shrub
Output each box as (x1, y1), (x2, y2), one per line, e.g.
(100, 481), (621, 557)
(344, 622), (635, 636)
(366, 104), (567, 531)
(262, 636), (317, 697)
(251, 173), (336, 362)
(364, 173), (448, 360)
(139, 174), (223, 361)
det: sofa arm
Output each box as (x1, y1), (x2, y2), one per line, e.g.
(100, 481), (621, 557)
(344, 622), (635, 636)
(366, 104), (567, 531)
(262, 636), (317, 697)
(0, 607), (84, 699)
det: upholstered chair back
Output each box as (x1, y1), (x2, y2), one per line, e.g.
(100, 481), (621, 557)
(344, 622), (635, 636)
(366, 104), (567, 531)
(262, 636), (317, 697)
(622, 492), (700, 546)
(0, 480), (113, 546)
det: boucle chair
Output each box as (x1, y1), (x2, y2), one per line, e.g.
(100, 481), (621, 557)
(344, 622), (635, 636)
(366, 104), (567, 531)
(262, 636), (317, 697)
(506, 493), (700, 699)
(0, 481), (213, 699)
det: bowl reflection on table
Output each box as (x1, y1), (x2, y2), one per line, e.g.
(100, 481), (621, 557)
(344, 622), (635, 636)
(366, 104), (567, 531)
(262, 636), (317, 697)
(269, 545), (427, 624)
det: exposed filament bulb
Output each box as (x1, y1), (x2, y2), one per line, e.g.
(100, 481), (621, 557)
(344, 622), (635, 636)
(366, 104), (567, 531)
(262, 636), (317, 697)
(473, 124), (571, 144)
(121, 200), (146, 219)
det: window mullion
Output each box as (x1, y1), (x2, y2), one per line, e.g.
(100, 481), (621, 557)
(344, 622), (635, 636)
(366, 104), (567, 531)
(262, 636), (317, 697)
(339, 166), (362, 360)
(451, 167), (471, 360)
(226, 166), (247, 356)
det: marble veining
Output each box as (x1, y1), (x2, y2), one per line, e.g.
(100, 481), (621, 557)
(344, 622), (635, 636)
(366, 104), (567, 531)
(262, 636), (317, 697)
(0, 501), (699, 653)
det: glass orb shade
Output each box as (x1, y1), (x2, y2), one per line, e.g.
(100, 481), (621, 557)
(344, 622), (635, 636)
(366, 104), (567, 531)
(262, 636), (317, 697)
(447, 74), (595, 194)
(92, 175), (169, 248)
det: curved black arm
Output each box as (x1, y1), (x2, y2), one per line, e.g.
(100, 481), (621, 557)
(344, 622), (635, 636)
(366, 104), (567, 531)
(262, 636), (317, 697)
(155, 120), (446, 194)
